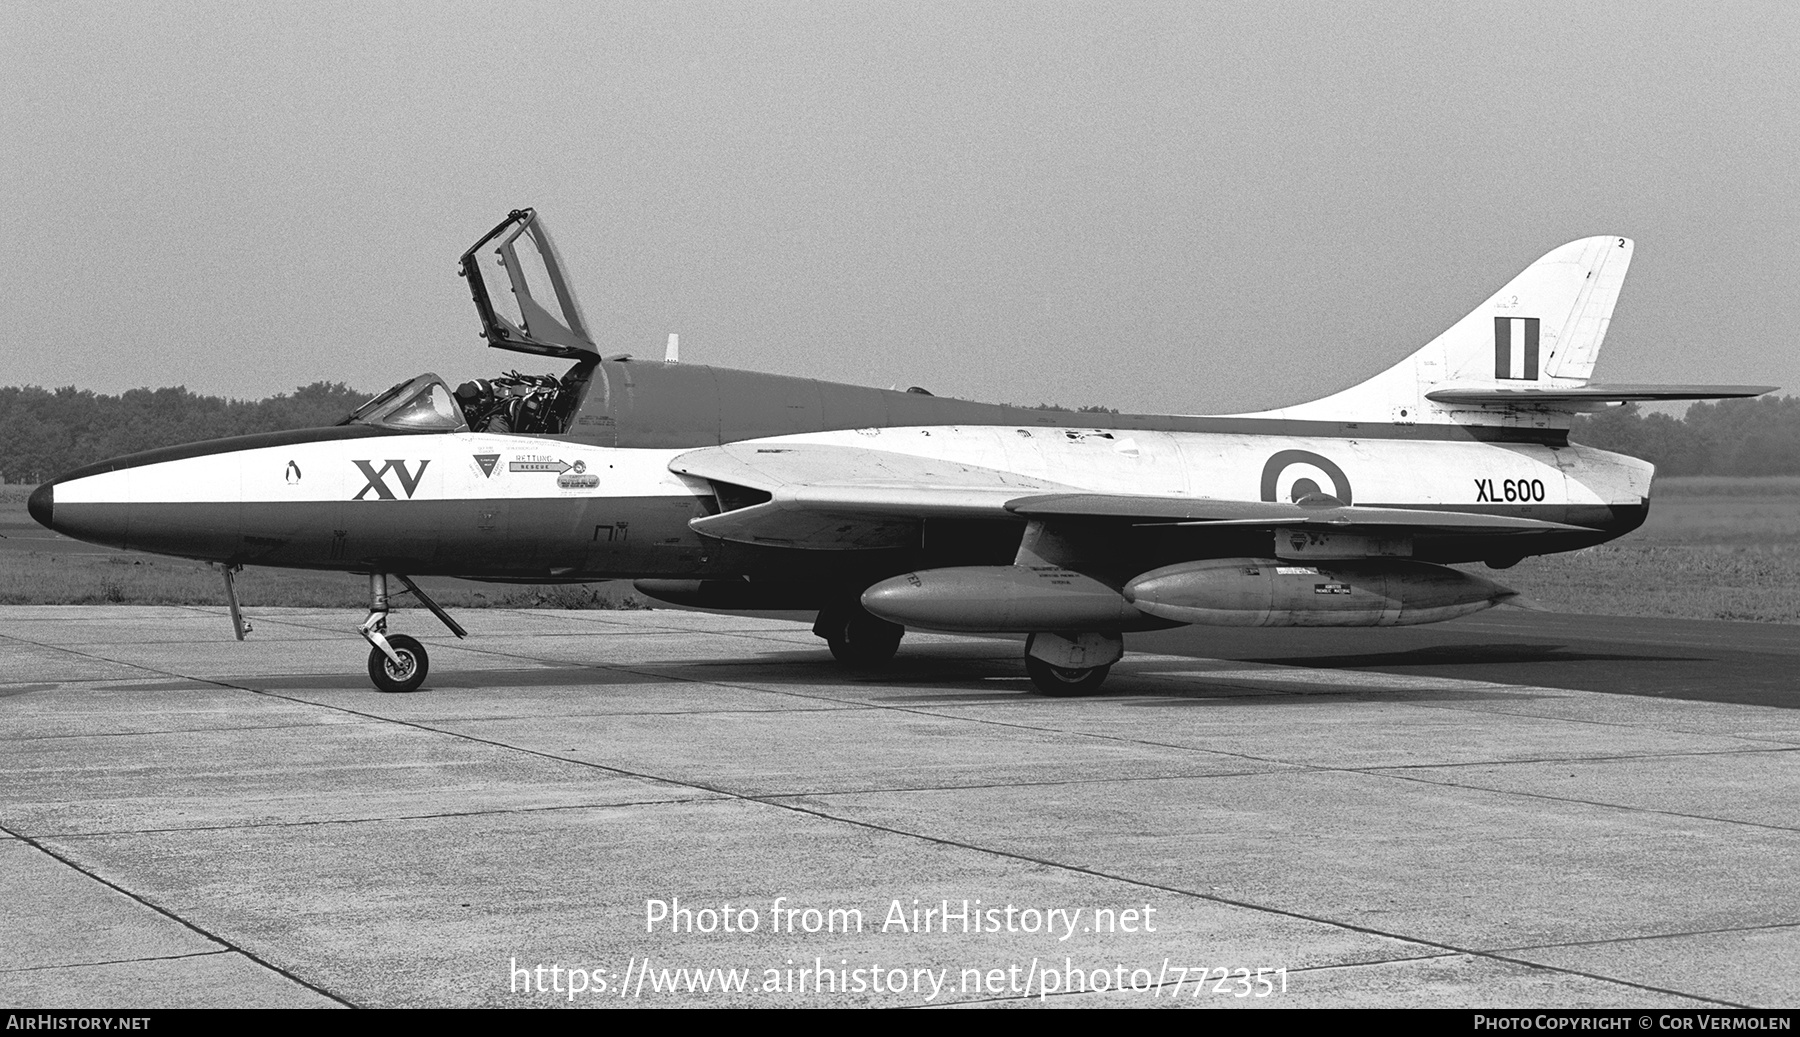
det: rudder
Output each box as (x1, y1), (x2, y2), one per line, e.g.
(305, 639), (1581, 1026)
(1435, 235), (1633, 386)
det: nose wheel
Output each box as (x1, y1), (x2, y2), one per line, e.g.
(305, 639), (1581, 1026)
(357, 573), (465, 693)
(367, 634), (429, 693)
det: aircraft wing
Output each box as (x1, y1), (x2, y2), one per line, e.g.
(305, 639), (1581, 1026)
(1005, 494), (1586, 533)
(672, 445), (1582, 549)
(670, 444), (1074, 549)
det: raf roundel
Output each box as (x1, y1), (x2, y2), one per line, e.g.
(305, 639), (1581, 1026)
(1259, 450), (1352, 504)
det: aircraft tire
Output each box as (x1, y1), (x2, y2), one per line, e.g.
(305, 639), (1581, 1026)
(1025, 657), (1111, 697)
(368, 635), (429, 693)
(827, 613), (904, 667)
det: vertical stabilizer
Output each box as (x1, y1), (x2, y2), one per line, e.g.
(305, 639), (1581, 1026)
(1244, 236), (1633, 424)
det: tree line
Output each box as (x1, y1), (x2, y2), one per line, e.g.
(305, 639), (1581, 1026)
(0, 382), (369, 484)
(1569, 396), (1800, 476)
(0, 382), (1795, 484)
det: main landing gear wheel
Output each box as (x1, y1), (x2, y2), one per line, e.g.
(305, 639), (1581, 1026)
(827, 613), (905, 667)
(368, 634), (429, 694)
(816, 604), (905, 668)
(1025, 656), (1112, 697)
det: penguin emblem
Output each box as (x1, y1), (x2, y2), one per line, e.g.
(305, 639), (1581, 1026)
(285, 460), (302, 485)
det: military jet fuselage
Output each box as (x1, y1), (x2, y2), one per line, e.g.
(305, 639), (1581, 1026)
(28, 360), (1648, 583)
(28, 210), (1773, 694)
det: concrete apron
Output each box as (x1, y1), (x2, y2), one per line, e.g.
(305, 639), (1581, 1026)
(1, 606), (1794, 1008)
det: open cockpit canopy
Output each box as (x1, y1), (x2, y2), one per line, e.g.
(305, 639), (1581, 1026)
(459, 208), (599, 360)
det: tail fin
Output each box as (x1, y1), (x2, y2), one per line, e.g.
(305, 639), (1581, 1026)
(1248, 236), (1634, 424)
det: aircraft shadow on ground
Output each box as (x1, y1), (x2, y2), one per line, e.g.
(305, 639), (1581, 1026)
(187, 651), (1022, 695)
(620, 650), (1560, 707)
(1242, 642), (1707, 670)
(0, 684), (61, 698)
(1107, 680), (1550, 707)
(93, 646), (1626, 702)
(206, 664), (690, 693)
(124, 664), (1557, 706)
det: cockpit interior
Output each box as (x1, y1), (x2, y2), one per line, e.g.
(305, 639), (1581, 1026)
(341, 368), (578, 435)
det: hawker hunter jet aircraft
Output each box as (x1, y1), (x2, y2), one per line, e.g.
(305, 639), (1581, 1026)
(29, 210), (1773, 693)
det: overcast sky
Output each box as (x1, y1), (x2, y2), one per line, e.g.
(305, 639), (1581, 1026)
(2, 1), (1793, 414)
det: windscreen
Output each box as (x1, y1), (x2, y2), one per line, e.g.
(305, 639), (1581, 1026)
(383, 382), (464, 430)
(339, 379), (415, 425)
(340, 374), (468, 432)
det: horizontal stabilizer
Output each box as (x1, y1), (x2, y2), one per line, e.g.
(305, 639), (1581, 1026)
(1426, 383), (1776, 406)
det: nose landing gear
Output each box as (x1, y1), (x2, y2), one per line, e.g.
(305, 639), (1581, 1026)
(358, 573), (467, 693)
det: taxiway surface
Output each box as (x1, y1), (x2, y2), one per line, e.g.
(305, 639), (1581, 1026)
(3, 605), (1797, 1008)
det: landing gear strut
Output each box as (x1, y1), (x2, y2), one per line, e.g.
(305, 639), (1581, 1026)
(814, 600), (905, 667)
(358, 573), (467, 693)
(217, 564), (252, 640)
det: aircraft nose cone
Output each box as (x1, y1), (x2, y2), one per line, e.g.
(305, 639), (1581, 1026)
(27, 482), (53, 530)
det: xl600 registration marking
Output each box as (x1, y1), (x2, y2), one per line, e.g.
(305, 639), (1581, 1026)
(1474, 477), (1546, 503)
